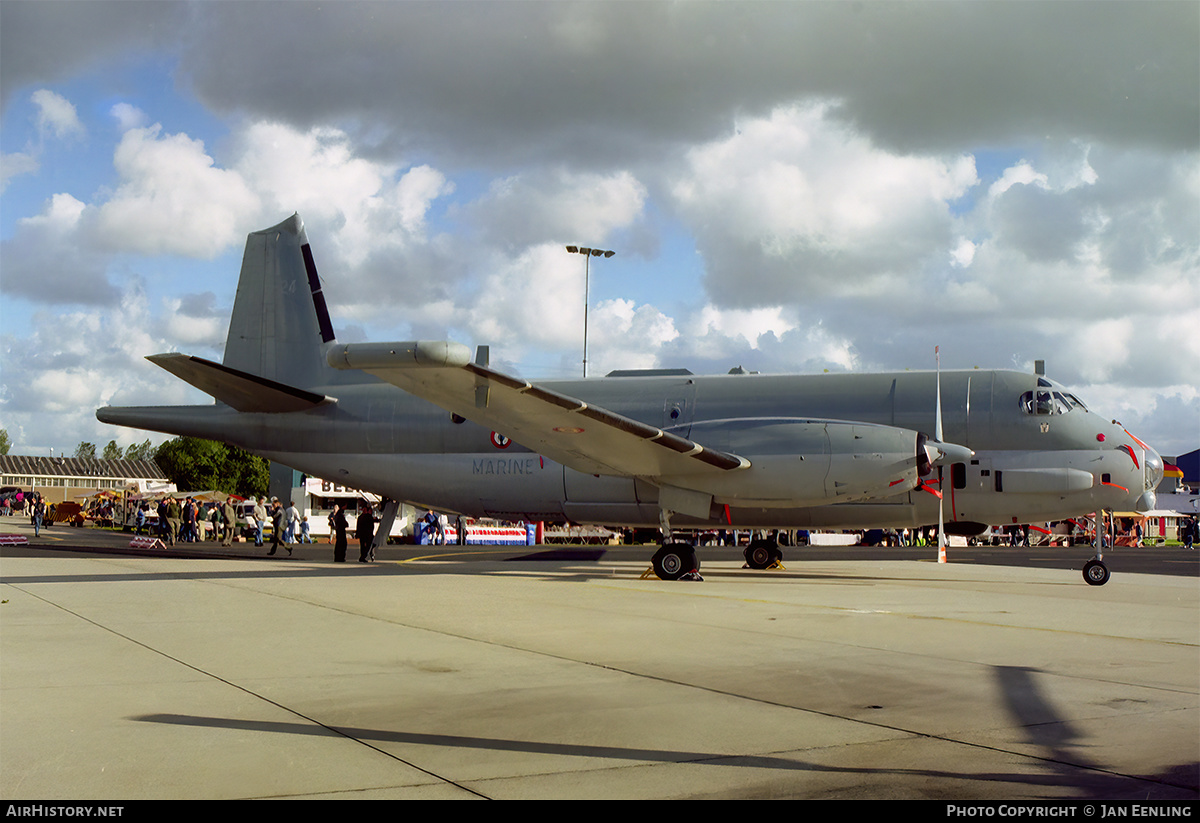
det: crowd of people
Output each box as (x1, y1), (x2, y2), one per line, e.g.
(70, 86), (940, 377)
(10, 484), (1197, 555)
(126, 492), (384, 562)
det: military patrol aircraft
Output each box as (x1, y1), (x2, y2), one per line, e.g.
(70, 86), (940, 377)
(97, 215), (1163, 584)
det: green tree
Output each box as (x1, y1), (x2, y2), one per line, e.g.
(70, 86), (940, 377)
(0, 428), (10, 455)
(102, 440), (123, 460)
(74, 441), (97, 459)
(153, 437), (269, 498)
(124, 439), (154, 462)
(223, 445), (271, 498)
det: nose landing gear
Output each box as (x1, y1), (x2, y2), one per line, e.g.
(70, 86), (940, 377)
(1083, 558), (1110, 586)
(1083, 509), (1110, 585)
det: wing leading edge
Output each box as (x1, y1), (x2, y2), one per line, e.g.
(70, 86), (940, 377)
(325, 341), (750, 479)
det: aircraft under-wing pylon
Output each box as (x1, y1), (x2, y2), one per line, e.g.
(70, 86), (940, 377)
(97, 215), (1163, 584)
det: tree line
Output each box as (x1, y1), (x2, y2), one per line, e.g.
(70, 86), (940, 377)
(0, 429), (268, 499)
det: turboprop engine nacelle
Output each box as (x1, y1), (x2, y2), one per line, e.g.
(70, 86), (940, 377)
(660, 418), (924, 508)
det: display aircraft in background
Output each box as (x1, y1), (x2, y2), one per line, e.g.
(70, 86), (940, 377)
(97, 215), (1163, 585)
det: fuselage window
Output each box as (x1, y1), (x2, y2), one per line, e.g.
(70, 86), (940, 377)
(1019, 390), (1073, 416)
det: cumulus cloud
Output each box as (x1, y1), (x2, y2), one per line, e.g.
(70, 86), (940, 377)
(93, 124), (261, 256)
(0, 282), (212, 453)
(466, 169), (647, 249)
(670, 102), (977, 306)
(110, 102), (148, 132)
(31, 88), (84, 139)
(1, 150), (39, 192)
(0, 193), (120, 305)
(1, 88), (86, 193)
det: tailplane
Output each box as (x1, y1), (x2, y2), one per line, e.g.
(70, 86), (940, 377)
(222, 213), (338, 390)
(146, 353), (333, 413)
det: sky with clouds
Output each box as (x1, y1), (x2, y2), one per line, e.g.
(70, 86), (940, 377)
(1, 0), (1197, 460)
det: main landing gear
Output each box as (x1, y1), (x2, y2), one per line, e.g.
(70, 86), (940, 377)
(743, 536), (784, 570)
(650, 542), (700, 581)
(648, 509), (702, 581)
(647, 510), (790, 580)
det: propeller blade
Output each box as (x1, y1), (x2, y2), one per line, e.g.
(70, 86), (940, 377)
(935, 345), (943, 443)
(937, 465), (948, 561)
(927, 346), (973, 465)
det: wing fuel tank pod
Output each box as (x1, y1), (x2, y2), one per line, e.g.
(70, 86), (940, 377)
(326, 341), (474, 370)
(663, 419), (928, 507)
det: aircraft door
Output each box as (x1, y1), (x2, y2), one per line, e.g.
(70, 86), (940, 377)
(966, 372), (994, 446)
(366, 401), (396, 453)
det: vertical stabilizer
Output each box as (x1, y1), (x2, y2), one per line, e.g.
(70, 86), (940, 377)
(223, 214), (337, 389)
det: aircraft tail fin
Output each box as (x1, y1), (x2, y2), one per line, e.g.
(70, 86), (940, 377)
(222, 213), (339, 389)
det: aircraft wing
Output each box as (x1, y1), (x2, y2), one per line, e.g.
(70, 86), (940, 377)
(326, 341), (749, 478)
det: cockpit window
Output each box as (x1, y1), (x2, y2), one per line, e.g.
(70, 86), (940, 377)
(1019, 390), (1087, 415)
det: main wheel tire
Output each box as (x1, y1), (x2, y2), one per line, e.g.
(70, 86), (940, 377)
(652, 543), (697, 581)
(1083, 559), (1110, 586)
(744, 539), (774, 570)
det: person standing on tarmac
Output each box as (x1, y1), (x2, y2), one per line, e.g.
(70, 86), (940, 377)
(268, 500), (290, 556)
(166, 497), (181, 546)
(285, 500), (300, 545)
(331, 504), (349, 562)
(32, 495), (45, 537)
(221, 496), (237, 546)
(253, 497), (268, 547)
(357, 504), (375, 562)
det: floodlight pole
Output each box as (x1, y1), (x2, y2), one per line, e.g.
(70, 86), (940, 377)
(565, 245), (615, 378)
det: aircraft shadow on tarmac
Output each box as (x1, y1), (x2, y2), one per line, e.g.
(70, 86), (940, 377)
(0, 556), (1049, 588)
(130, 704), (1198, 797)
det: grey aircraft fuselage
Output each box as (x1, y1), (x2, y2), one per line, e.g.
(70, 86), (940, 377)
(96, 214), (1163, 539)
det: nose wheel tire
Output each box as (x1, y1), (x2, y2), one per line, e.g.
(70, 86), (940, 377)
(652, 543), (698, 581)
(1083, 559), (1110, 586)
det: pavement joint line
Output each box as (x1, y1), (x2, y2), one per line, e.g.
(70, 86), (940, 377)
(50, 567), (1182, 795)
(5, 581), (493, 800)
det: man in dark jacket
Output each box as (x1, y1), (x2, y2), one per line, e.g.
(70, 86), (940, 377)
(268, 500), (289, 556)
(332, 504), (348, 562)
(356, 504), (375, 563)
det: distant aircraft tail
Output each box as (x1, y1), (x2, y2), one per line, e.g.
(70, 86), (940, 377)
(222, 213), (339, 390)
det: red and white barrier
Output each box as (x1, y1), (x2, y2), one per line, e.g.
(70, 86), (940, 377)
(0, 534), (29, 545)
(129, 536), (165, 550)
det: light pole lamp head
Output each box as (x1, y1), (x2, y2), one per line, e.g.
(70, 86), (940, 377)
(565, 246), (614, 258)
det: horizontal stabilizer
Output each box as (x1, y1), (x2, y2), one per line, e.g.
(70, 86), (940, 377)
(147, 353), (334, 413)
